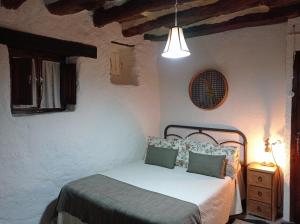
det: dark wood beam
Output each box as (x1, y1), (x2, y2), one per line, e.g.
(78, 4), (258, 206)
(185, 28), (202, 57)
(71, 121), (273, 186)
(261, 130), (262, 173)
(123, 0), (298, 37)
(144, 4), (300, 41)
(1, 0), (26, 9)
(0, 27), (97, 58)
(46, 0), (105, 15)
(93, 0), (200, 27)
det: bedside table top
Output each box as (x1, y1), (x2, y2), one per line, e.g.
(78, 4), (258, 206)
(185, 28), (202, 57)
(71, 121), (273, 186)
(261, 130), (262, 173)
(248, 162), (277, 174)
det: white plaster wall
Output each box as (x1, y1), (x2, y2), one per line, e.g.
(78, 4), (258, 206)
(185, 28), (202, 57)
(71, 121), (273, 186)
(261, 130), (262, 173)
(158, 24), (289, 218)
(0, 1), (160, 224)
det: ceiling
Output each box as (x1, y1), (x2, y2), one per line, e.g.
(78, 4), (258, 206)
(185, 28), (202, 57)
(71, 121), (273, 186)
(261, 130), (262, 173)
(1, 0), (300, 41)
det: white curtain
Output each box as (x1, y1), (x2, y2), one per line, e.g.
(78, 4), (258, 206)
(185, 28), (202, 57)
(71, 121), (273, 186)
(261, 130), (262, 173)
(41, 60), (61, 109)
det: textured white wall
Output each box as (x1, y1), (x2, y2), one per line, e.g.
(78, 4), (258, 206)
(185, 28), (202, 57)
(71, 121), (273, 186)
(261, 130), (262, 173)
(0, 1), (160, 224)
(158, 24), (289, 219)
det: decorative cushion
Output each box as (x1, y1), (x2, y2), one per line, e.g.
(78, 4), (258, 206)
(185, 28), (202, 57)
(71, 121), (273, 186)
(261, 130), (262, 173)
(177, 140), (217, 168)
(185, 139), (240, 178)
(148, 136), (188, 168)
(187, 152), (226, 178)
(209, 145), (240, 178)
(145, 145), (178, 169)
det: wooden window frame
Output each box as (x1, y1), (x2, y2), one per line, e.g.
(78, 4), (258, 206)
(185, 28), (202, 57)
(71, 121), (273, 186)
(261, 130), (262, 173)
(9, 48), (75, 115)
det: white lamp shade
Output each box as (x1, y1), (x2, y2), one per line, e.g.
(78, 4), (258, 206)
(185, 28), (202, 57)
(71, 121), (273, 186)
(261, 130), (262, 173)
(161, 27), (191, 59)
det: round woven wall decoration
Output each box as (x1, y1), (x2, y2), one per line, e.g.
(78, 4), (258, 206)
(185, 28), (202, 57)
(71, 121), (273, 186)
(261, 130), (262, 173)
(189, 70), (228, 110)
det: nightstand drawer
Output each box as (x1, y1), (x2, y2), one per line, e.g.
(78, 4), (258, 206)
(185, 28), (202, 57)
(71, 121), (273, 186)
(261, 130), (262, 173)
(248, 185), (271, 203)
(248, 200), (271, 219)
(248, 170), (272, 188)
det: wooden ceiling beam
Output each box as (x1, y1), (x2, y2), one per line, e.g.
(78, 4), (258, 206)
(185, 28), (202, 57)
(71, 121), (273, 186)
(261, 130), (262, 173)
(93, 0), (198, 27)
(46, 0), (105, 15)
(0, 27), (97, 58)
(144, 4), (300, 41)
(1, 0), (26, 9)
(123, 0), (298, 37)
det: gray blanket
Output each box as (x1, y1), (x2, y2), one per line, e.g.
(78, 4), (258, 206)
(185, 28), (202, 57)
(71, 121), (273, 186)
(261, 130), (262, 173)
(57, 174), (201, 224)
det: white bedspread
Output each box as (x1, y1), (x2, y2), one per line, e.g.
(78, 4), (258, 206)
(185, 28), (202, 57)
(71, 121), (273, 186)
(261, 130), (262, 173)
(58, 160), (243, 224)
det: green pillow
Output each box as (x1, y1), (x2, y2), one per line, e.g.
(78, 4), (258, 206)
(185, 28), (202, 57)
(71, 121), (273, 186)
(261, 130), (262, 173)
(145, 145), (178, 169)
(187, 152), (226, 178)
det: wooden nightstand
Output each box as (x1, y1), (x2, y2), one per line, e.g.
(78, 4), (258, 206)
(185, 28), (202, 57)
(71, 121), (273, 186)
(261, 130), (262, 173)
(247, 162), (279, 221)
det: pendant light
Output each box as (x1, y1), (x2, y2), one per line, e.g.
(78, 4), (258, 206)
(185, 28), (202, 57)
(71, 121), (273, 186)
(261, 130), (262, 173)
(161, 0), (191, 59)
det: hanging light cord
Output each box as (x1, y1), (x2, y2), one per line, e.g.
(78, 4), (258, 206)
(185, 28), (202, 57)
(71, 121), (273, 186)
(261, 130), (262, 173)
(175, 0), (178, 27)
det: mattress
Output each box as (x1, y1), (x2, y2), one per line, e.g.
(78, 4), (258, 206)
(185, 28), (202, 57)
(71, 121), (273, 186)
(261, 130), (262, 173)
(58, 160), (242, 224)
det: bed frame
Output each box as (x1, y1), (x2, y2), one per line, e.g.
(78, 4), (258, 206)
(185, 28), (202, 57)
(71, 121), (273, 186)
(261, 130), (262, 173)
(164, 124), (248, 214)
(164, 124), (247, 165)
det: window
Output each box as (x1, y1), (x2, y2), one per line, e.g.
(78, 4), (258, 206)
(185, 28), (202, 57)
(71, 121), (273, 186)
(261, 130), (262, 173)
(9, 49), (77, 115)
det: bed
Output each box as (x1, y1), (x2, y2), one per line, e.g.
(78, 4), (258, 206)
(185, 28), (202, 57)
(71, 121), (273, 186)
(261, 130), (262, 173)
(56, 125), (247, 224)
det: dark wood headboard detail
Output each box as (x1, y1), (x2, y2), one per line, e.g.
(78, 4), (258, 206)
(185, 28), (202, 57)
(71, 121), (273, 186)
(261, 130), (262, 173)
(164, 124), (248, 165)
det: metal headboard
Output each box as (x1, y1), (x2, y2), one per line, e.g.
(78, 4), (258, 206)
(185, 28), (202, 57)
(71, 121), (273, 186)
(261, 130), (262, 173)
(164, 124), (248, 165)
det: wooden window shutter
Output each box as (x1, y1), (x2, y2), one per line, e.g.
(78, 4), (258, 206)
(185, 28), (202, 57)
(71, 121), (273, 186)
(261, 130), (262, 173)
(10, 57), (33, 105)
(60, 63), (77, 106)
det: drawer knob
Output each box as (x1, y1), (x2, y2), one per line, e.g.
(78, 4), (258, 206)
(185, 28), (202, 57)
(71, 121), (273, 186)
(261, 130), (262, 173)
(257, 191), (262, 197)
(257, 206), (262, 212)
(257, 176), (263, 182)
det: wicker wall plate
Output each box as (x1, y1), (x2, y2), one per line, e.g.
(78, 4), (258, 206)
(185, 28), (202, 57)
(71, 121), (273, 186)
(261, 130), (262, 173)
(189, 70), (228, 110)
